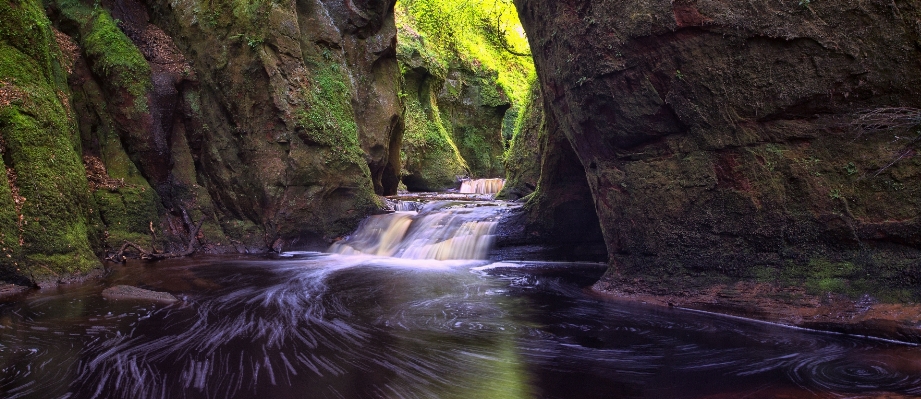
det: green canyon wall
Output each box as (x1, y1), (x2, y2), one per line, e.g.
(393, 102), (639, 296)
(1, 0), (403, 285)
(395, 0), (533, 191)
(514, 0), (921, 301)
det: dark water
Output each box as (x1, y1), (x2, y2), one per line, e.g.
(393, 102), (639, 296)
(1, 254), (920, 399)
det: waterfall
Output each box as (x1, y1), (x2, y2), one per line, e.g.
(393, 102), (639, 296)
(459, 178), (505, 194)
(329, 203), (501, 260)
(390, 200), (423, 212)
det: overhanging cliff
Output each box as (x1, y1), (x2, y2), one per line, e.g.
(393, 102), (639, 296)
(514, 0), (921, 300)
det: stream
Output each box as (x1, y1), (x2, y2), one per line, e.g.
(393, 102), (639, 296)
(1, 197), (920, 398)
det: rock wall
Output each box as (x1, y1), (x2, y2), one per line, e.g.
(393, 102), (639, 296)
(0, 0), (403, 284)
(499, 82), (541, 200)
(495, 82), (606, 260)
(135, 0), (402, 249)
(515, 0), (921, 299)
(396, 27), (510, 191)
(394, 0), (533, 192)
(398, 43), (469, 191)
(0, 0), (101, 284)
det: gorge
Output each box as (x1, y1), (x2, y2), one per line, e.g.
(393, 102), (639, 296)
(1, 0), (921, 396)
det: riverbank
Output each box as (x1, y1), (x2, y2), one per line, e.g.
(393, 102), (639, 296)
(592, 278), (921, 344)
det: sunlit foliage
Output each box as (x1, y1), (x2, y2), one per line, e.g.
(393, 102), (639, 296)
(395, 0), (534, 106)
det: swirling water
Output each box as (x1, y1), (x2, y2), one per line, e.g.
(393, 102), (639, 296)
(1, 254), (919, 399)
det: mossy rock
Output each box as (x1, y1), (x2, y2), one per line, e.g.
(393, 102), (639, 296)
(0, 0), (101, 281)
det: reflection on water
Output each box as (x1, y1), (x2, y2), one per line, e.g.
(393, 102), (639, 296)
(1, 255), (920, 399)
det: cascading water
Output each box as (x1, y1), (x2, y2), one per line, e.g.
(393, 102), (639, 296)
(2, 199), (921, 398)
(329, 201), (504, 260)
(459, 178), (505, 194)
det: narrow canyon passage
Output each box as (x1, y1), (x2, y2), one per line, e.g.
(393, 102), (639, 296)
(1, 198), (920, 398)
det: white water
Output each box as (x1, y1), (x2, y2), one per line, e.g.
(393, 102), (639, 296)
(459, 178), (505, 194)
(329, 201), (503, 260)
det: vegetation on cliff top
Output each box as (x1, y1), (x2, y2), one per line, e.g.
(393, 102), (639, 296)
(396, 0), (533, 106)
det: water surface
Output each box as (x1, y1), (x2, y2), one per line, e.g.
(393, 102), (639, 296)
(1, 254), (920, 398)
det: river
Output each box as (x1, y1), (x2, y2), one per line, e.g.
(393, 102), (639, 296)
(1, 199), (920, 398)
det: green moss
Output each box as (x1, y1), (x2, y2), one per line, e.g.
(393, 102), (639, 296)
(396, 0), (534, 182)
(0, 0), (57, 79)
(401, 85), (468, 189)
(396, 0), (533, 105)
(93, 186), (158, 247)
(55, 0), (151, 113)
(295, 58), (366, 168)
(747, 257), (921, 303)
(0, 0), (101, 280)
(498, 80), (541, 199)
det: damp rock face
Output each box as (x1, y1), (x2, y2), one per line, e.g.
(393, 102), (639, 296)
(1, 0), (405, 285)
(514, 0), (921, 299)
(102, 285), (179, 303)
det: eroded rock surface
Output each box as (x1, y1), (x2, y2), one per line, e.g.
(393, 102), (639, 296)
(515, 0), (921, 308)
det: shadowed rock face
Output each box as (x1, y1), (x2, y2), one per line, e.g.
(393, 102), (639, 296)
(515, 0), (921, 297)
(128, 0), (402, 250)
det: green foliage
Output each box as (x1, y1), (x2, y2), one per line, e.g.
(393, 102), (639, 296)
(397, 0), (534, 181)
(395, 0), (534, 106)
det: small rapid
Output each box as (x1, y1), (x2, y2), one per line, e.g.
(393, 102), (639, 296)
(329, 201), (506, 260)
(459, 178), (505, 194)
(1, 197), (920, 399)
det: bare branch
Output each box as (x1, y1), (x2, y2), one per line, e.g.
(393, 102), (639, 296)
(849, 107), (921, 178)
(107, 209), (206, 262)
(851, 107), (921, 136)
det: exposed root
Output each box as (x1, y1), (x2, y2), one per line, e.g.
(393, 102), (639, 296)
(850, 107), (921, 177)
(851, 107), (921, 134)
(107, 208), (205, 262)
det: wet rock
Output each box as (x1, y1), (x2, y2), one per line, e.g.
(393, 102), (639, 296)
(0, 284), (30, 301)
(102, 285), (179, 303)
(516, 0), (921, 299)
(593, 279), (921, 343)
